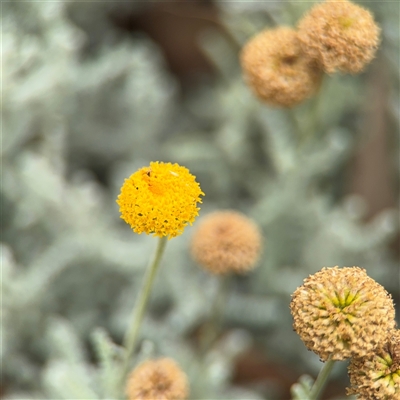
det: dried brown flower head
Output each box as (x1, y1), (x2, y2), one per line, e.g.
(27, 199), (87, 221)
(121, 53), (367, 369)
(126, 358), (189, 400)
(191, 210), (262, 275)
(347, 329), (400, 399)
(297, 0), (380, 74)
(290, 266), (396, 361)
(240, 27), (322, 107)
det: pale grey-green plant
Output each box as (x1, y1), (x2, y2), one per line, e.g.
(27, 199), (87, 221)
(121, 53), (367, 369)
(2, 1), (399, 399)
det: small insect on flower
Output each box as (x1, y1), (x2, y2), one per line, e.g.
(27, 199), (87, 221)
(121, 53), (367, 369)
(141, 168), (152, 181)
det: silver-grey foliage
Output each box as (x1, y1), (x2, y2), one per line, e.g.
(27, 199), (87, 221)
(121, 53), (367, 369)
(2, 1), (399, 399)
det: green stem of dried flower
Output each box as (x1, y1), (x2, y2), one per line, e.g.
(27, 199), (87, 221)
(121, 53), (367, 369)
(309, 357), (336, 400)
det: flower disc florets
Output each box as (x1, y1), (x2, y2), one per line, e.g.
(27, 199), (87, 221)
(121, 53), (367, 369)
(191, 210), (262, 275)
(117, 162), (204, 239)
(347, 329), (400, 399)
(240, 27), (322, 107)
(290, 266), (396, 361)
(126, 358), (189, 400)
(297, 0), (380, 74)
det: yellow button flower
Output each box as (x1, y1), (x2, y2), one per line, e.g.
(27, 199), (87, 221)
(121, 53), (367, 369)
(117, 162), (204, 239)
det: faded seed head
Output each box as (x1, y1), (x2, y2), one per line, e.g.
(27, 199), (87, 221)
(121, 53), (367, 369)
(347, 329), (400, 399)
(125, 358), (189, 400)
(290, 266), (396, 361)
(240, 27), (322, 107)
(191, 210), (262, 275)
(297, 0), (380, 74)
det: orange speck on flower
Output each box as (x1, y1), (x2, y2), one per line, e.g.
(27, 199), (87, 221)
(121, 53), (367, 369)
(117, 162), (204, 239)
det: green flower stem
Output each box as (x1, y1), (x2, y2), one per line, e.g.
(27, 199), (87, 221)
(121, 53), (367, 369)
(192, 275), (230, 394)
(309, 357), (336, 400)
(297, 82), (324, 147)
(119, 236), (168, 392)
(199, 275), (231, 355)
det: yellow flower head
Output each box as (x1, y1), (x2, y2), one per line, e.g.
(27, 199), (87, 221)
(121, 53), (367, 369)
(347, 329), (400, 399)
(117, 162), (204, 239)
(297, 0), (380, 74)
(290, 266), (396, 361)
(126, 358), (189, 400)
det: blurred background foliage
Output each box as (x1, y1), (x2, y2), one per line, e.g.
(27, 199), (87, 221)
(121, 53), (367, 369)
(2, 1), (399, 399)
